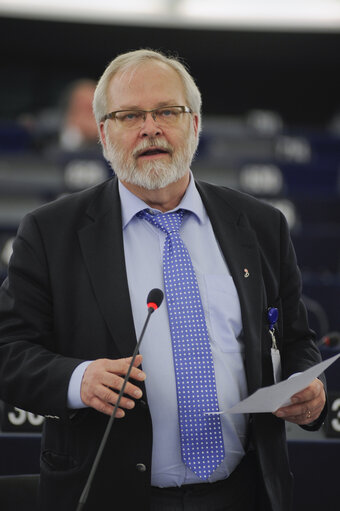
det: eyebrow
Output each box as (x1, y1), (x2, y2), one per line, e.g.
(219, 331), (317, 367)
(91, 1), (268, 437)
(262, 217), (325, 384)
(116, 101), (181, 111)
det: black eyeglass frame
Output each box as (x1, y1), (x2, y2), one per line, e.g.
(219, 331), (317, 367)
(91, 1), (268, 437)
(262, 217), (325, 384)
(100, 105), (192, 123)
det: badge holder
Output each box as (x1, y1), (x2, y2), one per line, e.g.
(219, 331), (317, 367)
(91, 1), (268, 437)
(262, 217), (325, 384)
(268, 307), (281, 383)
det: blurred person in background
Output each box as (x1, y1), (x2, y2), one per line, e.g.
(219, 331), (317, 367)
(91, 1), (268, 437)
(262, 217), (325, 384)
(20, 78), (99, 155)
(58, 79), (99, 152)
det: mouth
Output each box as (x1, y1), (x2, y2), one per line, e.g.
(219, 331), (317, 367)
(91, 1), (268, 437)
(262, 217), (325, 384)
(136, 146), (171, 160)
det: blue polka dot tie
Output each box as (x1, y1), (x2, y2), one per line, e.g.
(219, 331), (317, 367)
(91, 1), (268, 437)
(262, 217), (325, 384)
(138, 209), (225, 480)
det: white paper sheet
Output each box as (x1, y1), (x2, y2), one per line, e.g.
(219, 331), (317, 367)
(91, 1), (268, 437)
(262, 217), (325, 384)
(206, 353), (340, 415)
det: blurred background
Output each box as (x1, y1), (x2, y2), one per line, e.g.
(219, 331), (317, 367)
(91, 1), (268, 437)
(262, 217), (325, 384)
(0, 2), (339, 510)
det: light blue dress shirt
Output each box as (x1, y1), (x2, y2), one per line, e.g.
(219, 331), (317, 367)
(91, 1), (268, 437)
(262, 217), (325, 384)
(68, 173), (249, 487)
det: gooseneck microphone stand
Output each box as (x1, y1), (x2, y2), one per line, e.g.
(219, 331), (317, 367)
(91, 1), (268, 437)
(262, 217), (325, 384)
(76, 288), (163, 511)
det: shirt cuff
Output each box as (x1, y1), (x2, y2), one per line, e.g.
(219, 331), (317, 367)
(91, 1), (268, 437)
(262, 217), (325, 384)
(67, 360), (92, 409)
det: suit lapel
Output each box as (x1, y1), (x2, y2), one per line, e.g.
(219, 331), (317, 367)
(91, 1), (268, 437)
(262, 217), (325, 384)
(196, 181), (264, 393)
(78, 178), (137, 357)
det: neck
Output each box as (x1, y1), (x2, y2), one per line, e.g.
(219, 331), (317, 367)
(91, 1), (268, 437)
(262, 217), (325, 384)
(121, 173), (190, 212)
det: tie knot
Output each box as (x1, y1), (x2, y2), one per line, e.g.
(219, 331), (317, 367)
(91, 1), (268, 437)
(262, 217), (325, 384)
(138, 209), (185, 236)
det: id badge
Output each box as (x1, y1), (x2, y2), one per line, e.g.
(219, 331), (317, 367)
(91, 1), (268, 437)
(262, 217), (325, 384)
(268, 307), (281, 383)
(270, 330), (282, 383)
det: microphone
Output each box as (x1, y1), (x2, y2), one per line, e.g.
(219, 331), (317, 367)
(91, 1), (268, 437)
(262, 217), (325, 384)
(146, 287), (163, 312)
(76, 288), (163, 511)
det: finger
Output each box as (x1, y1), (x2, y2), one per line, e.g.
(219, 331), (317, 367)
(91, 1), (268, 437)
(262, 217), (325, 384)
(274, 392), (325, 425)
(275, 399), (320, 419)
(101, 372), (143, 400)
(87, 396), (126, 418)
(109, 356), (146, 382)
(130, 354), (143, 367)
(274, 408), (308, 424)
(123, 354), (143, 368)
(83, 379), (139, 416)
(290, 378), (323, 404)
(279, 407), (316, 425)
(95, 383), (138, 411)
(80, 357), (145, 414)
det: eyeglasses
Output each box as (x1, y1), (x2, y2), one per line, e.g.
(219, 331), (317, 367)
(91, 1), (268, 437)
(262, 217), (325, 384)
(101, 105), (192, 129)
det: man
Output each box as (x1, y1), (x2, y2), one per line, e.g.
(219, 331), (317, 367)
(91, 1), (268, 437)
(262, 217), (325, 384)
(28, 78), (99, 154)
(0, 49), (326, 511)
(58, 79), (99, 151)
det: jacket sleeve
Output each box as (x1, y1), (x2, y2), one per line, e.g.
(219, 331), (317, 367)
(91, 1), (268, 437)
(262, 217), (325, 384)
(277, 211), (327, 429)
(0, 213), (83, 419)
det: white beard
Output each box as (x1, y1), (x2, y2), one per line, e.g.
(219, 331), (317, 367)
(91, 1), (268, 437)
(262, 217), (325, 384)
(104, 129), (198, 191)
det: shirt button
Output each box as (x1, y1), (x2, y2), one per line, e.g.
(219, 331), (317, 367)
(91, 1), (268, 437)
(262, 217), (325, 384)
(136, 463), (147, 472)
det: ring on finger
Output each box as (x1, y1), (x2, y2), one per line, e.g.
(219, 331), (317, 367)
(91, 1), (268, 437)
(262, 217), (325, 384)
(306, 409), (311, 420)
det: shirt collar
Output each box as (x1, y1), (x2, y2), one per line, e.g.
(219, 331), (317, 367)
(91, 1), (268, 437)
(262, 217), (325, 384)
(118, 172), (205, 229)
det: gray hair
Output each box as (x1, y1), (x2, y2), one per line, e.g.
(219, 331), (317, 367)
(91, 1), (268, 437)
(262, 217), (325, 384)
(93, 49), (202, 134)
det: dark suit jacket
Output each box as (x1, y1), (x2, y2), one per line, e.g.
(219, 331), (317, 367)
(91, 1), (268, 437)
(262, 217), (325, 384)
(0, 176), (326, 511)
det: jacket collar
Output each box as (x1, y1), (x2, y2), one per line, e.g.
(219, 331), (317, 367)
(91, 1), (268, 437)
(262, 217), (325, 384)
(78, 177), (137, 357)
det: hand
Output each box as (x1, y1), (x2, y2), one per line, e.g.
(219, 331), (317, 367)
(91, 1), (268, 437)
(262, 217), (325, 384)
(273, 378), (326, 425)
(80, 354), (146, 417)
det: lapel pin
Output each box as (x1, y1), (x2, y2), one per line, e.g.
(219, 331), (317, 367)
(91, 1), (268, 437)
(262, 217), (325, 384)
(243, 268), (250, 278)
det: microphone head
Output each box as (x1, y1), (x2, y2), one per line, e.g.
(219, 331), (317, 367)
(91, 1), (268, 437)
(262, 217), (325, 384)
(147, 288), (164, 311)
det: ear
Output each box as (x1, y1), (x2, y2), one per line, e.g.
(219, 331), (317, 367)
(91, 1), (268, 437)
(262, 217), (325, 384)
(192, 113), (199, 138)
(99, 122), (107, 150)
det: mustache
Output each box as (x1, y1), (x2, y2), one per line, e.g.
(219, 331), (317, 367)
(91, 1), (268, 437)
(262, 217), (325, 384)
(133, 138), (174, 159)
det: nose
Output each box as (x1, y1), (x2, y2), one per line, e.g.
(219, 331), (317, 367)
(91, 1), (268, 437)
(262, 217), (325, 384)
(139, 112), (163, 137)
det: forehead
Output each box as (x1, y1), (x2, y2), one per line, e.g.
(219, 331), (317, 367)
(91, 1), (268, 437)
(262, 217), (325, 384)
(71, 84), (95, 106)
(107, 60), (186, 110)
